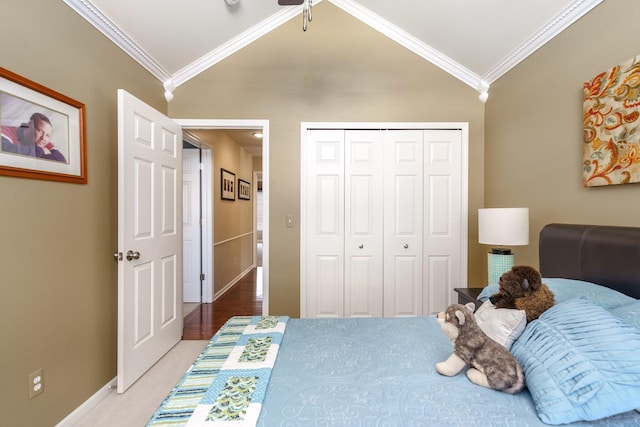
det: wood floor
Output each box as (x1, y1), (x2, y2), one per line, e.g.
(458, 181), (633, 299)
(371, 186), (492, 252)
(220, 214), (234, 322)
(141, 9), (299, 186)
(182, 267), (263, 340)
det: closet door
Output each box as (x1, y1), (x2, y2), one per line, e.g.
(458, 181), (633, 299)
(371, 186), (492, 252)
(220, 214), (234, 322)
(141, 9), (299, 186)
(302, 124), (467, 319)
(344, 130), (384, 317)
(304, 130), (345, 318)
(383, 130), (424, 317)
(423, 129), (463, 314)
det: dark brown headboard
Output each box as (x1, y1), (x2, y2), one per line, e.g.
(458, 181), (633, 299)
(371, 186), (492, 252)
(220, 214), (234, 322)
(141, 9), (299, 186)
(539, 223), (640, 299)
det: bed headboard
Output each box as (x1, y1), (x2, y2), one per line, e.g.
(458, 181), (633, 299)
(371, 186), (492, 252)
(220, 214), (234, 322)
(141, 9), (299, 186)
(539, 223), (640, 299)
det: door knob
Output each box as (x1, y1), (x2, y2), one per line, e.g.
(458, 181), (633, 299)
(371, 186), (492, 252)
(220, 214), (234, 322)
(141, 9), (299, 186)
(126, 250), (140, 261)
(113, 252), (123, 261)
(404, 243), (409, 249)
(359, 244), (364, 249)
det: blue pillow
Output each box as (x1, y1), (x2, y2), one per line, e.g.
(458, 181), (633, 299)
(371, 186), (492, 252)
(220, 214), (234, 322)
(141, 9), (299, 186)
(477, 283), (498, 301)
(477, 278), (635, 310)
(511, 298), (640, 425)
(611, 300), (640, 329)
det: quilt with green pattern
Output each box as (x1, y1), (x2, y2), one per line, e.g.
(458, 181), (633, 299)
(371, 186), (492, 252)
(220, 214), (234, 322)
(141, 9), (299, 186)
(147, 315), (288, 426)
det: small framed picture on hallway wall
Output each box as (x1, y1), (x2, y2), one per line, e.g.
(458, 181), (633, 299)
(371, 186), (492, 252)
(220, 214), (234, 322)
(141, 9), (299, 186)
(238, 179), (250, 200)
(221, 168), (235, 200)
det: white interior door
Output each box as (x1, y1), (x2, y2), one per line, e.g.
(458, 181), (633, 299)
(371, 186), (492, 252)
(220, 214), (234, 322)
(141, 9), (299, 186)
(423, 129), (463, 314)
(117, 89), (183, 393)
(303, 129), (345, 318)
(344, 130), (384, 317)
(301, 123), (468, 319)
(183, 148), (202, 303)
(383, 130), (424, 317)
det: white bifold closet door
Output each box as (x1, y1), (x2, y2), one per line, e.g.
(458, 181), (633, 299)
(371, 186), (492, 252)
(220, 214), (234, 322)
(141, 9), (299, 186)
(383, 130), (424, 317)
(422, 129), (464, 317)
(304, 130), (345, 318)
(302, 126), (464, 318)
(344, 130), (384, 317)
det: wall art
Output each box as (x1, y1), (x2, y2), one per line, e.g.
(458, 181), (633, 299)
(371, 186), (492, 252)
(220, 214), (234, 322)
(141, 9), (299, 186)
(238, 178), (251, 200)
(583, 55), (640, 186)
(221, 168), (235, 200)
(0, 67), (86, 184)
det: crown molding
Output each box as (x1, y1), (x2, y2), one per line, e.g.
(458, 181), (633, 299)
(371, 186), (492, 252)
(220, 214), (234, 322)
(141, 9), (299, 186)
(482, 0), (603, 84)
(64, 0), (601, 103)
(171, 4), (313, 88)
(330, 0), (483, 93)
(63, 0), (172, 82)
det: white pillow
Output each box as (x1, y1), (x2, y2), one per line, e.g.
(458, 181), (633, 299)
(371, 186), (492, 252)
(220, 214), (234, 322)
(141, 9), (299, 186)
(474, 300), (526, 349)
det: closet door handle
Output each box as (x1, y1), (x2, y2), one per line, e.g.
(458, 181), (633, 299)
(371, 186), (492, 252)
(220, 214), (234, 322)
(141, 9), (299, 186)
(358, 244), (364, 249)
(404, 243), (409, 249)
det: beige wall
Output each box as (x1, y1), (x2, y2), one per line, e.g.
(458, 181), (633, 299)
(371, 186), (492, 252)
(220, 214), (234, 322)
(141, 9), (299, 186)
(253, 156), (263, 173)
(5, 1), (631, 425)
(484, 0), (640, 276)
(168, 3), (486, 316)
(0, 1), (165, 425)
(192, 130), (255, 294)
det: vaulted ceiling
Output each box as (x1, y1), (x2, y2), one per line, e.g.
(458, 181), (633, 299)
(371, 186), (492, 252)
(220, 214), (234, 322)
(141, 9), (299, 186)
(64, 0), (602, 103)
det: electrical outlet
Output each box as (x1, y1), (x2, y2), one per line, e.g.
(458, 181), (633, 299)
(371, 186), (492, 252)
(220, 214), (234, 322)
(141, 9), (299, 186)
(28, 368), (44, 399)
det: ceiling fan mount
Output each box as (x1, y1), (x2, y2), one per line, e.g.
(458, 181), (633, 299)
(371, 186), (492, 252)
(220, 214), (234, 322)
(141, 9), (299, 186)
(278, 0), (312, 31)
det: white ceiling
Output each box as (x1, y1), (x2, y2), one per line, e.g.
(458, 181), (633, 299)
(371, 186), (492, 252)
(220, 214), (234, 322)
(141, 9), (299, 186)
(62, 0), (602, 155)
(186, 128), (264, 156)
(64, 0), (602, 101)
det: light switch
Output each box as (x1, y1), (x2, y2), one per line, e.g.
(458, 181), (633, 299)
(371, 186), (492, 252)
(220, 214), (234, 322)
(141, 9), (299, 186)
(286, 214), (294, 228)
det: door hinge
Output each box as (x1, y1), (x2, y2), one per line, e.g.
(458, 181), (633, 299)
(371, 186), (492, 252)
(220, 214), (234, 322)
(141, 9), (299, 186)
(200, 218), (204, 226)
(200, 273), (205, 281)
(199, 163), (205, 171)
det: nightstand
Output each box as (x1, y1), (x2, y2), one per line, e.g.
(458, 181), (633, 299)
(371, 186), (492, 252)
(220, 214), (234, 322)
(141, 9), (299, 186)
(454, 287), (484, 310)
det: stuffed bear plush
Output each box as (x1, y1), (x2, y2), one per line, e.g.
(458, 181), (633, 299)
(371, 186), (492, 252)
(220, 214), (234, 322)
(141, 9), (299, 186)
(489, 265), (555, 322)
(436, 302), (525, 394)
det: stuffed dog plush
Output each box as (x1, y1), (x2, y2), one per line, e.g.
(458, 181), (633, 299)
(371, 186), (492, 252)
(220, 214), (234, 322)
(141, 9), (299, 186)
(436, 303), (525, 394)
(489, 265), (555, 322)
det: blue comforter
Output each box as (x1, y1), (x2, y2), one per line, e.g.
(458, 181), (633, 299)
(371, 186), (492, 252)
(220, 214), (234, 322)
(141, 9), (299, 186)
(257, 317), (640, 427)
(149, 315), (640, 426)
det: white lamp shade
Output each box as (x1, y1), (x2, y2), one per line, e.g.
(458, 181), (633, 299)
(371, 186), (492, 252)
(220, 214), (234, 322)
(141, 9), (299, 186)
(478, 208), (529, 246)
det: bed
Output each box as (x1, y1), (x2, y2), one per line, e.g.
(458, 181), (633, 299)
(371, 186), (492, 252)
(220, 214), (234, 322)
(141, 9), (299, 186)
(148, 224), (640, 426)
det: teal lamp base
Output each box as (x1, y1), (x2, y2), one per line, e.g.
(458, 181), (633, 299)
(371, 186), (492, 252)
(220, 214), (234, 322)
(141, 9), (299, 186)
(487, 252), (515, 284)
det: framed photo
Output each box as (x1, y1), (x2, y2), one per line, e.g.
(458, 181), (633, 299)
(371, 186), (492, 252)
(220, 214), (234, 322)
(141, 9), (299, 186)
(221, 168), (235, 200)
(0, 67), (86, 184)
(238, 179), (251, 200)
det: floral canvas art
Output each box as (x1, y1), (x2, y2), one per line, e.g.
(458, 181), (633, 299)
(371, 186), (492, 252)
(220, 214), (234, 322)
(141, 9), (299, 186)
(583, 55), (640, 186)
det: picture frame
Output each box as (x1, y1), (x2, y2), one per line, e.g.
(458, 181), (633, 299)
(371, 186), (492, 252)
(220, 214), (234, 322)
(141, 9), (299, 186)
(221, 168), (236, 200)
(0, 67), (87, 184)
(238, 179), (251, 200)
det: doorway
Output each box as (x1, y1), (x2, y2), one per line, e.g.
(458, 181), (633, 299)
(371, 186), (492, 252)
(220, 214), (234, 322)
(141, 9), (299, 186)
(177, 119), (270, 317)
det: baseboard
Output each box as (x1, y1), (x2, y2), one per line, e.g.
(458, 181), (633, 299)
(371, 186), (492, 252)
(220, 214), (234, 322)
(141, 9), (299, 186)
(214, 265), (254, 301)
(56, 377), (117, 427)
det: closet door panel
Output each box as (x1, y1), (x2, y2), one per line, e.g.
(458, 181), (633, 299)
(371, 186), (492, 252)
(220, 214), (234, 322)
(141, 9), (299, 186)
(391, 256), (421, 316)
(423, 129), (463, 314)
(383, 130), (424, 317)
(425, 255), (451, 315)
(314, 255), (343, 317)
(304, 130), (345, 318)
(344, 130), (383, 317)
(347, 256), (378, 316)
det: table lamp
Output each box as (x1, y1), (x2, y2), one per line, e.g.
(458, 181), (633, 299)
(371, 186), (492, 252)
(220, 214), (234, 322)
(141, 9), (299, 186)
(478, 208), (529, 284)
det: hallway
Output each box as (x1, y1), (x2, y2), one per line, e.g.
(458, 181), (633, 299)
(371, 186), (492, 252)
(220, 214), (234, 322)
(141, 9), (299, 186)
(182, 267), (263, 340)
